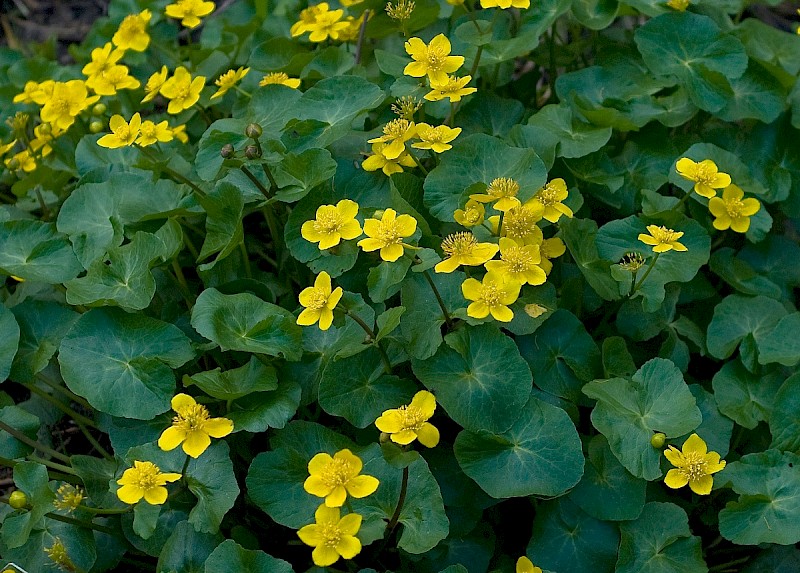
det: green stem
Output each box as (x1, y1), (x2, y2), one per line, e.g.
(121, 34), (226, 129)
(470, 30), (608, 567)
(28, 455), (78, 476)
(421, 269), (453, 329)
(671, 191), (692, 211)
(345, 310), (392, 373)
(709, 557), (750, 572)
(44, 511), (117, 536)
(180, 454), (191, 484)
(240, 165), (271, 199)
(548, 25), (557, 95)
(139, 147), (207, 197)
(262, 206), (284, 263)
(22, 383), (97, 429)
(35, 375), (92, 410)
(233, 85), (252, 99)
(497, 211), (505, 236)
(239, 242), (253, 279)
(0, 455), (78, 483)
(0, 419), (71, 464)
(411, 153), (429, 175)
(75, 505), (131, 515)
(385, 466), (409, 534)
(631, 253), (660, 294)
(170, 259), (195, 309)
(261, 163), (279, 193)
(354, 9), (371, 64)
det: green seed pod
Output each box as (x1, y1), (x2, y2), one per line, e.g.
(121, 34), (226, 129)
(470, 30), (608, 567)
(89, 120), (104, 134)
(9, 490), (27, 509)
(651, 432), (666, 449)
(245, 123), (263, 139)
(220, 144), (235, 158)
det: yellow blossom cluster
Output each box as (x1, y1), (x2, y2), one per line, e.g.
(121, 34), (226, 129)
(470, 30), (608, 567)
(291, 2), (363, 43)
(404, 34), (477, 103)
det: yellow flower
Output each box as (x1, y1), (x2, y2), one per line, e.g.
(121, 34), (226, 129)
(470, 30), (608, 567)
(708, 184), (760, 234)
(211, 66), (250, 99)
(424, 75), (477, 102)
(375, 390), (439, 447)
(435, 231), (499, 273)
(136, 120), (174, 146)
(367, 119), (417, 160)
(291, 3), (328, 37)
(13, 80), (53, 104)
(5, 150), (36, 172)
(158, 393), (234, 458)
(358, 209), (417, 262)
(116, 460), (182, 505)
(297, 505), (362, 567)
(404, 34), (464, 84)
(301, 199), (362, 250)
(306, 7), (350, 42)
(485, 237), (546, 286)
(172, 124), (189, 144)
(470, 177), (521, 212)
(303, 449), (380, 507)
(531, 178), (573, 222)
(638, 225), (688, 253)
(160, 66), (206, 114)
(53, 484), (85, 512)
(362, 142), (417, 176)
(453, 199), (485, 227)
(538, 236), (566, 275)
(516, 556), (543, 573)
(40, 80), (99, 130)
(337, 15), (364, 42)
(30, 124), (60, 157)
(113, 9), (152, 51)
(142, 65), (169, 103)
(497, 200), (545, 243)
(481, 0), (529, 8)
(165, 0), (215, 28)
(97, 113), (142, 149)
(81, 42), (125, 78)
(259, 72), (301, 89)
(675, 157), (731, 199)
(0, 139), (17, 158)
(462, 271), (521, 322)
(44, 538), (76, 571)
(87, 64), (141, 96)
(412, 123), (461, 153)
(664, 433), (726, 495)
(666, 0), (689, 10)
(297, 271), (343, 330)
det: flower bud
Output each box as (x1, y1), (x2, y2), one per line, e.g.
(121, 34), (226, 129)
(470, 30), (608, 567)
(220, 144), (235, 158)
(89, 120), (104, 134)
(38, 122), (52, 135)
(245, 123), (262, 139)
(244, 144), (262, 159)
(379, 432), (391, 443)
(651, 432), (666, 449)
(9, 490), (27, 509)
(92, 103), (107, 116)
(372, 209), (385, 219)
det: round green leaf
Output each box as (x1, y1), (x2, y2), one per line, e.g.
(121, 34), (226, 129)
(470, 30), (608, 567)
(770, 373), (800, 453)
(712, 359), (782, 429)
(8, 300), (79, 382)
(719, 450), (800, 545)
(634, 12), (748, 112)
(187, 356), (278, 401)
(59, 308), (194, 419)
(616, 502), (707, 573)
(0, 220), (82, 283)
(423, 133), (547, 222)
(156, 521), (222, 573)
(524, 104), (613, 159)
(191, 288), (302, 361)
(706, 294), (785, 363)
(454, 394), (584, 498)
(204, 539), (294, 573)
(582, 358), (702, 480)
(318, 347), (418, 428)
(0, 405), (39, 459)
(226, 379), (301, 433)
(412, 324), (532, 433)
(0, 304), (19, 382)
(757, 312), (800, 367)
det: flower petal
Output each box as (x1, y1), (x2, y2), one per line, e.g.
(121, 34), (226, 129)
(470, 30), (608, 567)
(689, 474), (713, 495)
(312, 545), (340, 567)
(325, 485), (347, 507)
(346, 475), (380, 498)
(116, 484), (145, 504)
(681, 433), (707, 456)
(158, 426), (186, 451)
(338, 513), (363, 536)
(416, 422), (440, 448)
(297, 524), (322, 546)
(375, 410), (403, 433)
(183, 430), (211, 458)
(410, 390), (436, 418)
(171, 393), (196, 412)
(664, 468), (688, 489)
(142, 485), (169, 505)
(304, 475), (332, 498)
(336, 535), (362, 559)
(204, 417), (233, 438)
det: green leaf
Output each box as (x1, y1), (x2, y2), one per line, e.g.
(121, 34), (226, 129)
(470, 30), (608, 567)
(709, 247), (782, 299)
(770, 373), (800, 453)
(226, 380), (301, 433)
(736, 18), (800, 76)
(706, 294), (786, 364)
(583, 358), (702, 480)
(368, 258), (412, 303)
(186, 356), (278, 401)
(376, 307), (405, 342)
(757, 313), (800, 367)
(191, 288), (302, 361)
(58, 308), (194, 419)
(743, 547), (800, 573)
(688, 384), (733, 458)
(458, 92), (525, 137)
(204, 539), (294, 573)
(0, 405), (39, 459)
(559, 218), (621, 301)
(712, 359), (782, 429)
(272, 148), (337, 203)
(195, 118), (249, 181)
(8, 300), (79, 382)
(156, 521), (222, 573)
(634, 12), (748, 112)
(568, 435), (645, 521)
(570, 0), (619, 30)
(423, 133), (547, 222)
(716, 61), (786, 123)
(134, 502), (162, 540)
(1, 462), (54, 548)
(197, 181), (245, 270)
(524, 104), (613, 159)
(719, 450), (800, 545)
(0, 516), (96, 573)
(616, 502), (707, 573)
(412, 324), (532, 433)
(0, 220), (82, 283)
(400, 271), (464, 360)
(516, 309), (601, 403)
(454, 394), (584, 498)
(245, 84), (305, 135)
(596, 215), (710, 312)
(318, 348), (417, 428)
(0, 304), (19, 382)
(527, 497), (620, 573)
(57, 172), (188, 268)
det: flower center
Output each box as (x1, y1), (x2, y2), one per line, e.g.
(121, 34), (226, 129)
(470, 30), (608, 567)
(426, 46), (447, 70)
(119, 16), (145, 39)
(650, 226), (680, 243)
(694, 162), (715, 183)
(383, 119), (412, 140)
(319, 522), (343, 547)
(462, 207), (481, 224)
(397, 405), (425, 430)
(133, 462), (161, 489)
(52, 96), (71, 115)
(502, 246), (534, 273)
(306, 289), (330, 310)
(679, 452), (708, 481)
(174, 403), (210, 432)
(140, 124), (155, 139)
(115, 124), (131, 139)
(419, 126), (442, 143)
(535, 183), (561, 206)
(724, 197), (746, 218)
(319, 458), (353, 488)
(313, 210), (344, 235)
(106, 67), (128, 85)
(480, 282), (501, 307)
(263, 72), (289, 84)
(487, 177), (519, 199)
(503, 207), (538, 239)
(376, 220), (403, 244)
(441, 232), (477, 257)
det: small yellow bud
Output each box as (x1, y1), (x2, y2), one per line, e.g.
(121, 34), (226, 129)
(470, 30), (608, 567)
(92, 103), (107, 116)
(8, 490), (27, 509)
(651, 432), (666, 449)
(89, 120), (104, 134)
